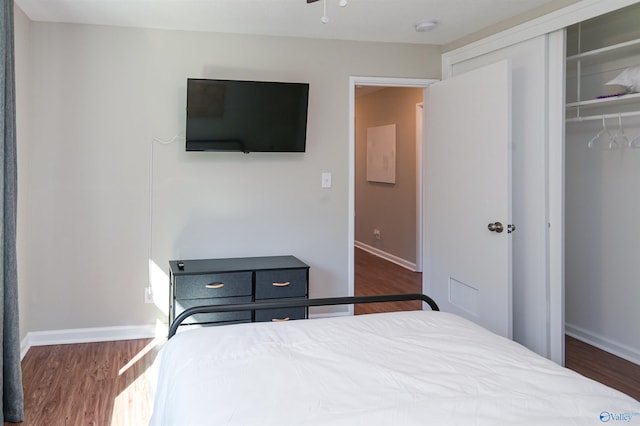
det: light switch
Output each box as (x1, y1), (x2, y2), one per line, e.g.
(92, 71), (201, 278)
(321, 172), (332, 188)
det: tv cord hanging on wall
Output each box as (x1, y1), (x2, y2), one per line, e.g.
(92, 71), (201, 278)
(147, 135), (184, 299)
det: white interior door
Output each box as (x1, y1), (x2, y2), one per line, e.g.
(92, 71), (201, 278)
(423, 60), (512, 339)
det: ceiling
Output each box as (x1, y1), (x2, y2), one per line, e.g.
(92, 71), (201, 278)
(15, 0), (566, 46)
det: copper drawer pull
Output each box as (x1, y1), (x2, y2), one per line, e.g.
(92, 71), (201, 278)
(272, 317), (290, 322)
(205, 283), (225, 289)
(272, 282), (291, 287)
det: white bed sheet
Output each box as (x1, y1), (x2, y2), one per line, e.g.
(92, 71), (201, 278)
(150, 311), (640, 426)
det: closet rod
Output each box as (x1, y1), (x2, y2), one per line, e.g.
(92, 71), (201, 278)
(566, 110), (640, 123)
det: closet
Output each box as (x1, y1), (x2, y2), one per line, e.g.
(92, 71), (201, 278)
(564, 3), (640, 364)
(440, 0), (640, 365)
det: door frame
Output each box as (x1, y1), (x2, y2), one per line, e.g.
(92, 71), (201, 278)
(347, 76), (437, 314)
(415, 102), (424, 272)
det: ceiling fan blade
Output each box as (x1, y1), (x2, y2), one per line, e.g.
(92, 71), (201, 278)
(307, 0), (320, 3)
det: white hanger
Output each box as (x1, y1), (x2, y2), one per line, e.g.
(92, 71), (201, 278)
(628, 118), (640, 149)
(587, 116), (613, 149)
(610, 113), (629, 150)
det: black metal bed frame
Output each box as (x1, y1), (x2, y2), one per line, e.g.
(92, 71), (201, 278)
(168, 293), (439, 338)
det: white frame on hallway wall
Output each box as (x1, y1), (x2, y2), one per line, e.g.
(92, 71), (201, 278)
(347, 76), (437, 315)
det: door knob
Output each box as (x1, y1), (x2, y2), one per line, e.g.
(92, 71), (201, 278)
(487, 222), (504, 233)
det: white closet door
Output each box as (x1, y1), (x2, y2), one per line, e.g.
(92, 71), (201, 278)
(445, 34), (563, 362)
(424, 60), (513, 339)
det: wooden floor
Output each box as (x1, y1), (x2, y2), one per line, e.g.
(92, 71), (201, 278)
(354, 247), (422, 314)
(565, 335), (640, 401)
(11, 338), (162, 425)
(9, 248), (638, 425)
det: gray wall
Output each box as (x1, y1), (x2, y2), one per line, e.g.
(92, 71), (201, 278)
(13, 9), (442, 333)
(355, 87), (422, 266)
(14, 5), (32, 341)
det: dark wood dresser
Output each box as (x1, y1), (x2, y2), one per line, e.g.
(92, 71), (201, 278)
(168, 255), (309, 331)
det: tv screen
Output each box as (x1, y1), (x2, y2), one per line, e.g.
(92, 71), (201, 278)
(185, 79), (309, 153)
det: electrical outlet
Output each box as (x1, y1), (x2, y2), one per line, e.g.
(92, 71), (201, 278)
(373, 229), (381, 240)
(144, 286), (154, 304)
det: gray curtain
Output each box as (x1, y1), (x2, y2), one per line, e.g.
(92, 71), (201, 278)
(0, 0), (24, 422)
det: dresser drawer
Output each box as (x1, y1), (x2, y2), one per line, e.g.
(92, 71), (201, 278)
(175, 272), (252, 299)
(255, 307), (307, 323)
(255, 269), (307, 300)
(169, 256), (310, 333)
(175, 296), (252, 324)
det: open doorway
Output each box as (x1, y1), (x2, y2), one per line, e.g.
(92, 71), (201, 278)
(347, 77), (436, 314)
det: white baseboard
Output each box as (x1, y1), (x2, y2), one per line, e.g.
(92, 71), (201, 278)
(565, 323), (640, 366)
(21, 324), (161, 360)
(354, 241), (417, 272)
(18, 313), (357, 360)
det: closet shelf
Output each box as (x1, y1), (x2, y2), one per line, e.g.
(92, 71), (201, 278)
(566, 110), (640, 123)
(566, 92), (640, 110)
(566, 93), (640, 123)
(566, 38), (640, 66)
(566, 25), (640, 124)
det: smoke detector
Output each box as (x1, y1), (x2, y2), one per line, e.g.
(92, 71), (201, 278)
(414, 19), (439, 32)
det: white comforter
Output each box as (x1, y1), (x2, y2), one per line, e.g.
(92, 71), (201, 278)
(150, 311), (640, 426)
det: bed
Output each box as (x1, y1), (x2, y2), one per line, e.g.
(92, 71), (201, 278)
(150, 294), (640, 425)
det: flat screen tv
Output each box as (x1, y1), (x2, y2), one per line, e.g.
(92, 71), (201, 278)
(185, 78), (309, 153)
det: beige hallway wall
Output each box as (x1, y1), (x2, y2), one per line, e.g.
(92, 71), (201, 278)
(355, 87), (423, 266)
